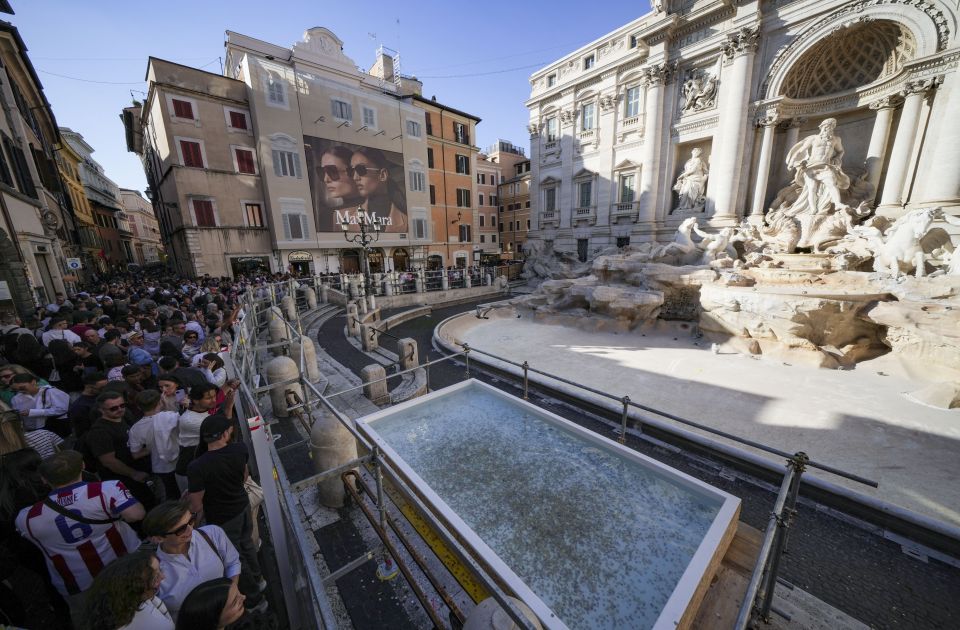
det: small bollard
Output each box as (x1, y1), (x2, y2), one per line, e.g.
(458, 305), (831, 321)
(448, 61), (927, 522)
(346, 303), (360, 336)
(361, 364), (389, 405)
(398, 338), (418, 371)
(441, 275), (449, 291)
(304, 286), (317, 308)
(266, 355), (302, 418)
(320, 284), (329, 304)
(310, 407), (358, 508)
(361, 324), (379, 352)
(281, 294), (296, 320)
(290, 336), (321, 382)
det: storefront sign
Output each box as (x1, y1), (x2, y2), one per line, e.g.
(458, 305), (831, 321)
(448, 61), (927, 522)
(288, 251), (312, 262)
(334, 209), (394, 227)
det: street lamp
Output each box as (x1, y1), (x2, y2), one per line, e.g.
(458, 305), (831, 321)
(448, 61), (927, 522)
(341, 207), (380, 299)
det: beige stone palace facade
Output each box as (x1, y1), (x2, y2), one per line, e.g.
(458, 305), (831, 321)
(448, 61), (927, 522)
(525, 0), (960, 258)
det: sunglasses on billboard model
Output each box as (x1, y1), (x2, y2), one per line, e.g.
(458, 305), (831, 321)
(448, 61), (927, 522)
(347, 164), (382, 178)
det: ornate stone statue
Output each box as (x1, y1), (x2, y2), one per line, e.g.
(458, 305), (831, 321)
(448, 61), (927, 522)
(672, 148), (709, 213)
(680, 57), (721, 113)
(784, 118), (851, 216)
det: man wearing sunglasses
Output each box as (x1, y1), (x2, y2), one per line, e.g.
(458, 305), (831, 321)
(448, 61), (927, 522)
(83, 391), (156, 511)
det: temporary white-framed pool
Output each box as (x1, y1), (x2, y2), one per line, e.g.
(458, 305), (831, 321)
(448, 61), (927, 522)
(355, 379), (741, 630)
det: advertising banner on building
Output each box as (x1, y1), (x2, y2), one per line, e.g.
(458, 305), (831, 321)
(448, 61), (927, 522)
(304, 136), (408, 234)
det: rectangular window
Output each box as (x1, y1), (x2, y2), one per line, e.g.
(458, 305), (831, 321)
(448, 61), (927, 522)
(490, 195), (497, 207)
(525, 201), (531, 208)
(362, 106), (376, 127)
(413, 217), (427, 239)
(459, 224), (471, 243)
(429, 184), (436, 205)
(235, 148), (256, 174)
(547, 74), (556, 87)
(509, 221), (514, 231)
(245, 203), (264, 227)
(172, 99), (194, 119)
(427, 147), (434, 168)
(479, 214), (485, 227)
(282, 213), (309, 240)
(456, 188), (471, 208)
(617, 236), (630, 249)
(229, 110), (248, 130)
(480, 234), (485, 243)
(545, 188), (556, 212)
(267, 79), (285, 105)
(498, 222), (503, 232)
(578, 180), (592, 208)
(179, 140), (204, 168)
(453, 122), (469, 145)
(455, 154), (470, 175)
(424, 113), (433, 136)
(545, 117), (557, 142)
(193, 199), (216, 227)
(478, 193), (484, 207)
(492, 234), (496, 243)
(0, 142), (17, 187)
(583, 55), (595, 70)
(409, 170), (425, 192)
(577, 238), (589, 262)
(272, 150), (301, 178)
(331, 99), (352, 121)
(526, 219), (531, 229)
(581, 103), (595, 131)
(619, 174), (636, 203)
(625, 87), (640, 118)
(406, 120), (422, 137)
(480, 173), (486, 184)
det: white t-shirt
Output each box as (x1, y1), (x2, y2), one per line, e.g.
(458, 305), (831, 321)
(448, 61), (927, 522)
(41, 328), (81, 347)
(24, 429), (64, 459)
(129, 412), (180, 474)
(118, 596), (174, 630)
(177, 409), (208, 447)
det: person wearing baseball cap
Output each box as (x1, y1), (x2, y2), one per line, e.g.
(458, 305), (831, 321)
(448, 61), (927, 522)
(187, 415), (267, 613)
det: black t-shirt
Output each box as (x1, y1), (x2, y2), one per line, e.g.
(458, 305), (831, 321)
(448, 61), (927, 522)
(84, 418), (139, 478)
(187, 442), (249, 524)
(68, 394), (98, 438)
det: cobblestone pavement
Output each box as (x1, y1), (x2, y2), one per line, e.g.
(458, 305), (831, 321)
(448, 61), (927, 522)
(316, 299), (960, 630)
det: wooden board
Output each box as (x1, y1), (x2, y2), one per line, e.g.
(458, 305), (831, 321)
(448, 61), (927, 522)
(690, 521), (763, 629)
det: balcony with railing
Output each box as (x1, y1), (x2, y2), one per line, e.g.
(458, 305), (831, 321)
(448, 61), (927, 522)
(610, 200), (639, 222)
(573, 205), (596, 225)
(540, 209), (559, 227)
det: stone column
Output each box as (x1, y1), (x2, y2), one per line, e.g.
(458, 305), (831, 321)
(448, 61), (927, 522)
(865, 96), (900, 203)
(636, 62), (669, 224)
(781, 117), (805, 164)
(749, 113), (780, 221)
(880, 78), (938, 207)
(914, 73), (957, 206)
(709, 27), (759, 224)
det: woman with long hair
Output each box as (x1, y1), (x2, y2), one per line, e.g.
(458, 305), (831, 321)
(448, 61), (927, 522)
(175, 578), (245, 630)
(79, 550), (174, 630)
(350, 147), (407, 233)
(198, 353), (226, 389)
(0, 364), (48, 405)
(190, 338), (221, 368)
(314, 145), (362, 231)
(0, 409), (62, 460)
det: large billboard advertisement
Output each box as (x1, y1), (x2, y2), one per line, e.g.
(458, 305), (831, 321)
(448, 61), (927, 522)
(304, 136), (408, 234)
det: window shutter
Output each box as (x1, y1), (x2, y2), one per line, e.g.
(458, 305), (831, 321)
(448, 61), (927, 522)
(345, 103), (352, 121)
(299, 214), (309, 239)
(282, 214), (291, 239)
(293, 154), (302, 178)
(272, 150), (282, 177)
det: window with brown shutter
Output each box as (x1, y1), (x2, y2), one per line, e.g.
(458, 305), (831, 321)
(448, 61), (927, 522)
(172, 99), (194, 119)
(193, 199), (216, 226)
(229, 111), (247, 129)
(180, 140), (204, 168)
(235, 148), (255, 174)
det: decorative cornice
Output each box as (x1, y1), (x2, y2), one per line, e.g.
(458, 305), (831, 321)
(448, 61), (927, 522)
(722, 26), (760, 59)
(902, 74), (943, 97)
(642, 61), (677, 86)
(869, 94), (903, 110)
(672, 115), (719, 137)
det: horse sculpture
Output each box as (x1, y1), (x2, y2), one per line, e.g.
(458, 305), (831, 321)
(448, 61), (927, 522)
(853, 207), (940, 277)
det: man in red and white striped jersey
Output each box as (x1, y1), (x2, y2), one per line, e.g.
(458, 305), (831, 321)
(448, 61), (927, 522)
(15, 450), (145, 616)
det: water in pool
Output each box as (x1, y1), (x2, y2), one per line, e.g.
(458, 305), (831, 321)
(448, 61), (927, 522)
(368, 385), (723, 629)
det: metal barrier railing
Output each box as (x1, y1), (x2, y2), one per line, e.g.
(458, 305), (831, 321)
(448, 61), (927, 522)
(229, 279), (537, 630)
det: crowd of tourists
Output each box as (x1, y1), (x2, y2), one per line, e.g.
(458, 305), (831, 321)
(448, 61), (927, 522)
(0, 273), (293, 630)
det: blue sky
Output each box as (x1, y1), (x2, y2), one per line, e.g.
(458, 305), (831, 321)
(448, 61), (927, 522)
(11, 1), (653, 192)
